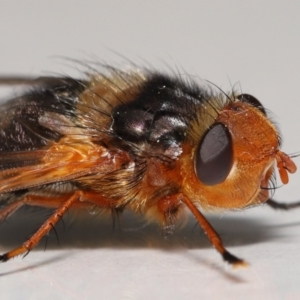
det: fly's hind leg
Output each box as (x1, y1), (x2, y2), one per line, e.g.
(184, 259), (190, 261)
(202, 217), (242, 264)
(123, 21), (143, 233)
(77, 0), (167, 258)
(0, 190), (117, 262)
(0, 201), (24, 222)
(0, 190), (83, 262)
(0, 192), (76, 222)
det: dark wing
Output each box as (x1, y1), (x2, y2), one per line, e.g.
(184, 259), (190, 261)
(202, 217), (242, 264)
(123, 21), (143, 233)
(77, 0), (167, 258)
(0, 76), (86, 152)
(0, 76), (113, 193)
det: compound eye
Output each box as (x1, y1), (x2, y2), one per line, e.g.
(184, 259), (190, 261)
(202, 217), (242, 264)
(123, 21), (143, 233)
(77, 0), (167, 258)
(196, 123), (233, 186)
(237, 94), (266, 115)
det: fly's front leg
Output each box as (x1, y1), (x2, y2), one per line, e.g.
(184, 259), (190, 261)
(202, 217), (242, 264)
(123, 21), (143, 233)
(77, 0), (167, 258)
(267, 199), (300, 210)
(0, 190), (83, 262)
(152, 193), (246, 267)
(181, 195), (247, 268)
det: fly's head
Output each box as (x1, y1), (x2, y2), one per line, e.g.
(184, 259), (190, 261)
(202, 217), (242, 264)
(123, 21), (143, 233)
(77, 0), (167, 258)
(181, 94), (297, 210)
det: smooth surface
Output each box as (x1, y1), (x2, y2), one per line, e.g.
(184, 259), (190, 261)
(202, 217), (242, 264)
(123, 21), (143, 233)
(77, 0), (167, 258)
(0, 1), (300, 299)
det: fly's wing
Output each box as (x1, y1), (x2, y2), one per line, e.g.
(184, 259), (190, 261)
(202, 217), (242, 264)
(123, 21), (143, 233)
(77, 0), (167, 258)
(0, 76), (118, 194)
(0, 76), (85, 152)
(0, 146), (114, 194)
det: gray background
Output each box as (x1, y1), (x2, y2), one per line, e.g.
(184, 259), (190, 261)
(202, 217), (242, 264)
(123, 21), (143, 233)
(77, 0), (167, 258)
(0, 1), (300, 299)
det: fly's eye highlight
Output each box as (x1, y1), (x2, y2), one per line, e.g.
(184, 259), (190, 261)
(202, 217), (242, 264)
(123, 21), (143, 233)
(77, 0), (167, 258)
(237, 93), (266, 115)
(195, 123), (233, 186)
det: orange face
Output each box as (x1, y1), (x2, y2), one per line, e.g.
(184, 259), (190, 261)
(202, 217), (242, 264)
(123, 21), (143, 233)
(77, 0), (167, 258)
(182, 99), (296, 210)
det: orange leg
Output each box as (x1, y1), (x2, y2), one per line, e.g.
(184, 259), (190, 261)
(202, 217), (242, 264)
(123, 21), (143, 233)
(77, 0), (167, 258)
(155, 193), (246, 267)
(181, 195), (247, 268)
(0, 189), (114, 222)
(0, 193), (85, 222)
(156, 194), (183, 230)
(0, 191), (83, 262)
(0, 190), (119, 262)
(0, 201), (24, 222)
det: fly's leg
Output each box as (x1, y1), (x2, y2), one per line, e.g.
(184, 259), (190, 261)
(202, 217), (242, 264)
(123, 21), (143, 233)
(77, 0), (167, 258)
(267, 199), (300, 210)
(154, 193), (247, 267)
(0, 190), (119, 262)
(0, 193), (83, 222)
(0, 201), (24, 222)
(181, 195), (247, 268)
(0, 190), (82, 262)
(154, 193), (184, 235)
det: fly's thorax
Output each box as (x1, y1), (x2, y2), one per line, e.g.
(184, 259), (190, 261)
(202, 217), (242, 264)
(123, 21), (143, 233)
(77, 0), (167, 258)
(77, 71), (146, 135)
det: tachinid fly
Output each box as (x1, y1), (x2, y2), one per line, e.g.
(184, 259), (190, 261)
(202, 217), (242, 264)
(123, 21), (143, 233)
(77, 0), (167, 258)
(0, 67), (298, 267)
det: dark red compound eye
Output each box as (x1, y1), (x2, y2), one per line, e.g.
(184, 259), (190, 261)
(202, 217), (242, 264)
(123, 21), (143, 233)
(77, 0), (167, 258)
(196, 123), (233, 186)
(237, 94), (266, 115)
